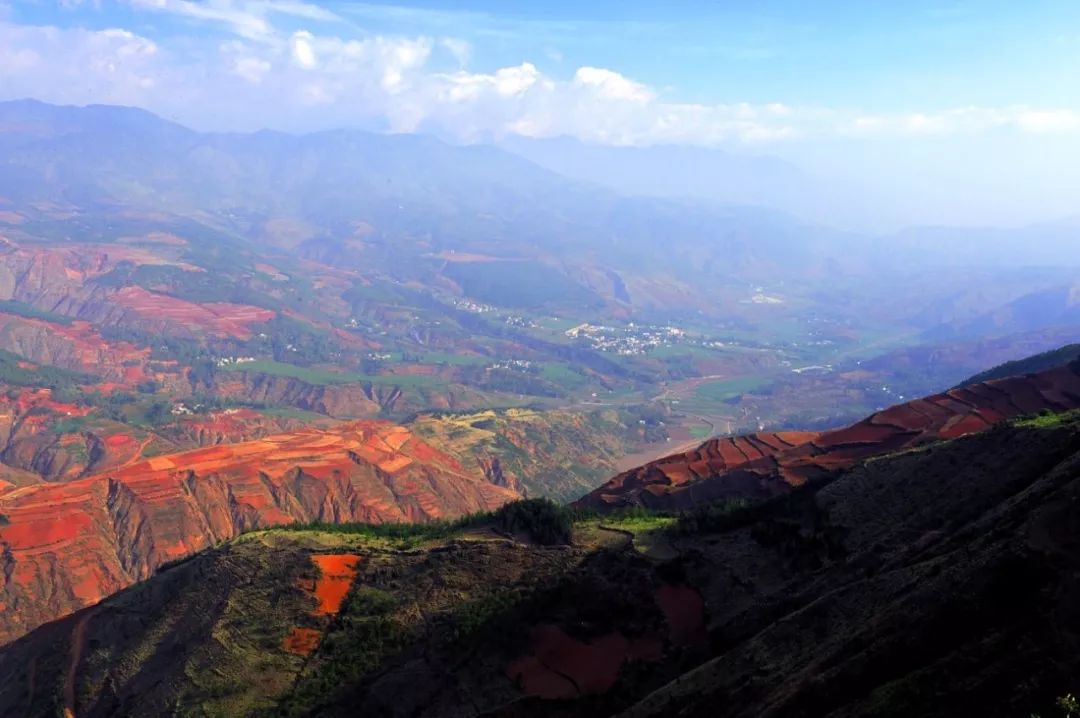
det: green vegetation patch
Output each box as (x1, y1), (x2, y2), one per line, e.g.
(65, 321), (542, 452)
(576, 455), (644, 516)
(539, 362), (591, 391)
(444, 585), (536, 646)
(493, 498), (573, 545)
(279, 586), (409, 716)
(693, 376), (772, 403)
(275, 498), (575, 548)
(258, 406), (336, 422)
(1015, 408), (1080, 430)
(689, 425), (713, 439)
(601, 511), (678, 533)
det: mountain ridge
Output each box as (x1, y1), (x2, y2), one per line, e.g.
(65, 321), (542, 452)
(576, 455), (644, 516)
(575, 360), (1080, 511)
(0, 420), (519, 646)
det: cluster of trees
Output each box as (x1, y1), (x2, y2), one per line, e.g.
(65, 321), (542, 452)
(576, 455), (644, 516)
(277, 498), (575, 547)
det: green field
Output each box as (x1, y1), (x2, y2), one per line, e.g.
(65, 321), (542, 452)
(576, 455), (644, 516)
(539, 363), (590, 391)
(258, 406), (338, 422)
(694, 376), (772, 403)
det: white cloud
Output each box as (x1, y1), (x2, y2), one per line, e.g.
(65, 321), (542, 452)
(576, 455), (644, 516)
(572, 67), (653, 103)
(0, 21), (162, 105)
(233, 55), (271, 83)
(1, 14), (1078, 148)
(1017, 109), (1080, 133)
(290, 30), (317, 68)
(128, 0), (339, 40)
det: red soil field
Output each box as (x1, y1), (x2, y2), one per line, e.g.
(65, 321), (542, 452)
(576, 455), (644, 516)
(283, 627), (322, 656)
(111, 286), (275, 339)
(0, 313), (154, 385)
(0, 421), (519, 646)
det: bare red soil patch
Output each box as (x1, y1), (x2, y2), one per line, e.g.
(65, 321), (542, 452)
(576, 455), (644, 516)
(283, 627), (322, 656)
(310, 554), (362, 615)
(0, 314), (153, 384)
(111, 286), (274, 339)
(283, 554), (362, 656)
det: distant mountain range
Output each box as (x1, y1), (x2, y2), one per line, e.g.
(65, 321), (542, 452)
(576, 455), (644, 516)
(499, 135), (816, 214)
(3, 99), (1079, 292)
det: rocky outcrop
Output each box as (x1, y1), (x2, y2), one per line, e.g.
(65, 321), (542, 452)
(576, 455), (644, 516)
(0, 313), (157, 383)
(0, 390), (177, 484)
(577, 362), (1080, 510)
(0, 421), (519, 645)
(0, 241), (274, 340)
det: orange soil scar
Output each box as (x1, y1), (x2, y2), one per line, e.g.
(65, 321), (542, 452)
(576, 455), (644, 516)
(283, 554), (362, 656)
(311, 554), (362, 615)
(283, 627), (322, 656)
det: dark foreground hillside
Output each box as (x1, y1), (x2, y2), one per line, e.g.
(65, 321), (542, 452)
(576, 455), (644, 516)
(1, 410), (1079, 717)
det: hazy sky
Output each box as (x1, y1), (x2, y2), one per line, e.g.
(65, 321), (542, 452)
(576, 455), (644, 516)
(2, 0), (1079, 228)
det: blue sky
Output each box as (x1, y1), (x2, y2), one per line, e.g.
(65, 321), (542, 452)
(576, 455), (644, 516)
(11, 0), (1080, 112)
(1, 1), (1079, 227)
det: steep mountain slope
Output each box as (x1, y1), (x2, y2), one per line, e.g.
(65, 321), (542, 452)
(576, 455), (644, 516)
(961, 342), (1080, 385)
(924, 284), (1080, 341)
(619, 412), (1080, 718)
(0, 99), (908, 307)
(0, 422), (519, 645)
(1, 412), (1078, 717)
(499, 136), (814, 218)
(576, 361), (1080, 511)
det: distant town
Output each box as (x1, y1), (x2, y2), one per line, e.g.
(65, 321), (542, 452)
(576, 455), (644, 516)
(563, 322), (734, 356)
